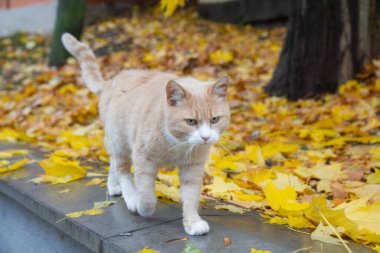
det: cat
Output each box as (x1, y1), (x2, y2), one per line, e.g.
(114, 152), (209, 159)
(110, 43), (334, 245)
(61, 33), (230, 235)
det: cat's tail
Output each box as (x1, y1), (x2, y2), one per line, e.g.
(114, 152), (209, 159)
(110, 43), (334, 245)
(61, 33), (105, 94)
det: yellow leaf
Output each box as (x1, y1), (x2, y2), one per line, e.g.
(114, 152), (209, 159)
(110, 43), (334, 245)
(269, 172), (309, 192)
(367, 168), (380, 184)
(252, 102), (267, 117)
(214, 204), (246, 214)
(0, 128), (25, 142)
(159, 0), (185, 17)
(268, 216), (287, 225)
(86, 178), (105, 186)
(210, 49), (233, 65)
(204, 177), (242, 198)
(0, 158), (29, 174)
(263, 182), (309, 211)
(0, 149), (28, 158)
(37, 155), (87, 184)
(59, 188), (71, 194)
(0, 160), (10, 166)
(158, 169), (180, 187)
(370, 147), (380, 161)
(287, 215), (315, 229)
(248, 168), (274, 185)
(310, 163), (346, 181)
(213, 156), (239, 170)
(233, 191), (263, 202)
(262, 142), (299, 157)
(66, 211), (84, 218)
(66, 208), (104, 218)
(84, 208), (104, 215)
(256, 147), (266, 166)
(336, 194), (380, 236)
(311, 222), (344, 245)
(136, 248), (160, 253)
(250, 248), (271, 253)
(93, 200), (117, 209)
(155, 181), (180, 202)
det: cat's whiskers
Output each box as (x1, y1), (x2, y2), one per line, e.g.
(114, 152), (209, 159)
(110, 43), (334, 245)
(216, 141), (233, 156)
(159, 139), (188, 160)
(213, 143), (223, 155)
(219, 137), (241, 148)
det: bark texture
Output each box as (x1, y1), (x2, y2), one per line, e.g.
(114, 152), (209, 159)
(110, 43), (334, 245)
(49, 0), (86, 67)
(265, 0), (380, 100)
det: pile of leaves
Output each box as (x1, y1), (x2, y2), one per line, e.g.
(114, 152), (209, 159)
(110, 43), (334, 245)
(0, 6), (380, 252)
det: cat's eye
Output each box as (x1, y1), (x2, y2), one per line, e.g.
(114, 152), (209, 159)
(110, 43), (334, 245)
(210, 116), (220, 124)
(185, 119), (198, 126)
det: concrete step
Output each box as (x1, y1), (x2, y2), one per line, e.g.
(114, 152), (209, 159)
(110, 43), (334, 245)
(0, 142), (375, 253)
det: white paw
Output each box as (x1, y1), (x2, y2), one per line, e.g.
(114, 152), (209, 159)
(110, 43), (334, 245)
(137, 197), (157, 217)
(184, 219), (210, 236)
(107, 184), (121, 196)
(124, 195), (138, 213)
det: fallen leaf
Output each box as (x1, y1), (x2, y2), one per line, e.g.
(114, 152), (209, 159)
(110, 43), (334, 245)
(155, 181), (180, 202)
(36, 155), (87, 184)
(93, 200), (117, 209)
(311, 222), (344, 245)
(223, 237), (232, 246)
(86, 178), (105, 186)
(214, 204), (246, 214)
(263, 182), (309, 212)
(367, 168), (380, 184)
(182, 244), (203, 253)
(66, 208), (104, 218)
(0, 158), (29, 174)
(136, 247), (160, 253)
(0, 149), (28, 158)
(250, 248), (271, 253)
(59, 188), (71, 194)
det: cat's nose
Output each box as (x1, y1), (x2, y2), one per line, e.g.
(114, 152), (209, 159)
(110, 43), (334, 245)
(201, 136), (210, 142)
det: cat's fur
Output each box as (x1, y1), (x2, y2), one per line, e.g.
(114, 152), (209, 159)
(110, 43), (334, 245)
(62, 33), (230, 235)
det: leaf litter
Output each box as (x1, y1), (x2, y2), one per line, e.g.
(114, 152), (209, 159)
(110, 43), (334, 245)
(0, 5), (379, 251)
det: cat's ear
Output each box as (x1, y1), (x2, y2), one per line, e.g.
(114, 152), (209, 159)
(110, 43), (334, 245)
(210, 76), (229, 99)
(166, 80), (187, 106)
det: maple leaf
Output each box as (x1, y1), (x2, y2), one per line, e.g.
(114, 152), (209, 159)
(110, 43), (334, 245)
(311, 222), (346, 245)
(35, 155), (87, 184)
(263, 182), (309, 212)
(204, 177), (242, 198)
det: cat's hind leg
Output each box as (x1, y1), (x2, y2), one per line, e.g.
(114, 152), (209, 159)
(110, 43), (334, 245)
(108, 155), (138, 212)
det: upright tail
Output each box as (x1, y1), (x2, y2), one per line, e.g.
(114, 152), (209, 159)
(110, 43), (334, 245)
(61, 33), (105, 94)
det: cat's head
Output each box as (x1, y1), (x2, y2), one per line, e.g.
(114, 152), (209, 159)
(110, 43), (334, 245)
(165, 76), (230, 146)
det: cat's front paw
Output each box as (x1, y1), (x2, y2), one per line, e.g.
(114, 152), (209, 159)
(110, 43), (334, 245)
(107, 184), (121, 196)
(124, 195), (138, 213)
(184, 219), (209, 236)
(137, 197), (157, 217)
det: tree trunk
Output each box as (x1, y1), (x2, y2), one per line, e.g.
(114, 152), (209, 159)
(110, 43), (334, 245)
(49, 0), (86, 67)
(265, 0), (380, 100)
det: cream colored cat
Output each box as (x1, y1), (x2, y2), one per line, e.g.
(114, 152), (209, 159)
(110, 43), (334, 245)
(62, 33), (230, 235)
